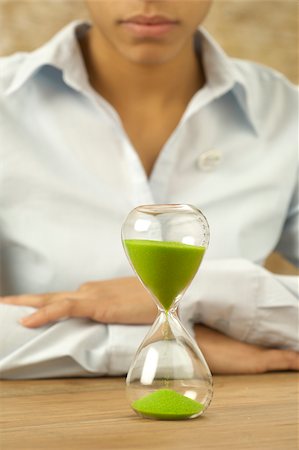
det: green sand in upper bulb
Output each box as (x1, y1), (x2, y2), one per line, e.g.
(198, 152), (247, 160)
(124, 240), (205, 311)
(132, 389), (204, 420)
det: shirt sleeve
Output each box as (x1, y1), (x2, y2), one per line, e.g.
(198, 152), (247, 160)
(0, 303), (148, 379)
(274, 166), (299, 267)
(179, 258), (299, 351)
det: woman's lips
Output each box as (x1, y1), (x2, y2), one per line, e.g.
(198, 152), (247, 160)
(120, 15), (179, 38)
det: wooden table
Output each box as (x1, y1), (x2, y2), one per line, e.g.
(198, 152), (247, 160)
(0, 373), (298, 450)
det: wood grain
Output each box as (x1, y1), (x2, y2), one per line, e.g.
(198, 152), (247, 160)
(0, 373), (298, 450)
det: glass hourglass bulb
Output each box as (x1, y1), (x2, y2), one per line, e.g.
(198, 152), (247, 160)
(121, 204), (213, 420)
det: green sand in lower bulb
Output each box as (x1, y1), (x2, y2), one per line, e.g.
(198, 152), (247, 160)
(124, 240), (205, 311)
(131, 389), (204, 420)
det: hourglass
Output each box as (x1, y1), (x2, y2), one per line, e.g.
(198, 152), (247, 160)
(121, 204), (213, 420)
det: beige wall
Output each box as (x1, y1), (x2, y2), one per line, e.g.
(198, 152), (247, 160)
(1, 1), (298, 83)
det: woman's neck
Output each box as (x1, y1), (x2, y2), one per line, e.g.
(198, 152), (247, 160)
(80, 26), (205, 110)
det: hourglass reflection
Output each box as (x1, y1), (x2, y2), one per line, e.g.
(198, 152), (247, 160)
(122, 204), (213, 420)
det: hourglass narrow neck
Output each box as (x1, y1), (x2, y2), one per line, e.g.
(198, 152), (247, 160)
(156, 298), (179, 316)
(150, 308), (191, 346)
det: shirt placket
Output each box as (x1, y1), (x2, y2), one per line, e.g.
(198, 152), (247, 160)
(149, 85), (229, 204)
(121, 137), (155, 207)
(79, 87), (155, 207)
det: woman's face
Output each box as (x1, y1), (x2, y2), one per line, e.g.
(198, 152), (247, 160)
(85, 0), (212, 64)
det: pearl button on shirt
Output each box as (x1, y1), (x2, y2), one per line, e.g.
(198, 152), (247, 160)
(197, 150), (222, 171)
(0, 21), (298, 378)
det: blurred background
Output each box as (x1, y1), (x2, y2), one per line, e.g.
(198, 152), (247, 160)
(0, 0), (298, 83)
(1, 1), (298, 273)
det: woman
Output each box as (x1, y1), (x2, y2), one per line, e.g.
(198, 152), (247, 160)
(0, 1), (298, 378)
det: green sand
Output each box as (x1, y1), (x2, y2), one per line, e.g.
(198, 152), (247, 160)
(132, 389), (204, 420)
(124, 239), (205, 311)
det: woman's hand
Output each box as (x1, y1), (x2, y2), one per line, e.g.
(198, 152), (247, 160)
(0, 277), (157, 327)
(195, 324), (299, 374)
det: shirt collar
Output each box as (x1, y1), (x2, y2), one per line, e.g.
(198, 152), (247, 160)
(2, 20), (258, 133)
(3, 21), (91, 96)
(193, 28), (259, 134)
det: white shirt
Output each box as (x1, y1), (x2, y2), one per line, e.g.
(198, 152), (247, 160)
(0, 21), (298, 378)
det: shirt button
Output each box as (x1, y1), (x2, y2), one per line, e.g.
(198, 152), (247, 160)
(197, 149), (222, 171)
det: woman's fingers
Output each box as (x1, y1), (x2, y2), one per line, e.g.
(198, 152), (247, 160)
(1, 289), (104, 327)
(0, 294), (53, 308)
(263, 349), (299, 372)
(194, 324), (299, 374)
(20, 298), (76, 328)
(0, 292), (72, 308)
(20, 300), (68, 328)
(0, 292), (92, 327)
(19, 297), (96, 328)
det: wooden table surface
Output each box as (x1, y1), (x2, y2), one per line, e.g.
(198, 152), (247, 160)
(0, 373), (298, 450)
